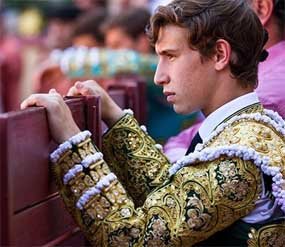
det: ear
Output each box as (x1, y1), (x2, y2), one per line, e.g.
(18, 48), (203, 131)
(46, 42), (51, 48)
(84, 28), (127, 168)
(214, 39), (231, 71)
(251, 0), (274, 26)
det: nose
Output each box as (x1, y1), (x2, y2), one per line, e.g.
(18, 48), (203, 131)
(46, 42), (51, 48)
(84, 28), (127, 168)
(154, 62), (170, 86)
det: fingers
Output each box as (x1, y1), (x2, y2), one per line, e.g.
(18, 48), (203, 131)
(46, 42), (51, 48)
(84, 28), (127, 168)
(66, 86), (80, 96)
(66, 81), (84, 96)
(21, 94), (42, 110)
(49, 88), (58, 94)
(75, 81), (83, 89)
(20, 92), (63, 110)
(20, 91), (79, 144)
(67, 80), (99, 96)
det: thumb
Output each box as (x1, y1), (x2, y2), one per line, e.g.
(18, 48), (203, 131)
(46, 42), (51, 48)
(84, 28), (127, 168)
(49, 88), (57, 94)
(75, 81), (83, 89)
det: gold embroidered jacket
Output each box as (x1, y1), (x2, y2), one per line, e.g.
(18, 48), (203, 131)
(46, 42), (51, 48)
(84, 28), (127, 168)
(51, 107), (285, 246)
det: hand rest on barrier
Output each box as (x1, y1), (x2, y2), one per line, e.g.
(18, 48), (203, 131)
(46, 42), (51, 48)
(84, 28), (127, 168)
(0, 96), (100, 246)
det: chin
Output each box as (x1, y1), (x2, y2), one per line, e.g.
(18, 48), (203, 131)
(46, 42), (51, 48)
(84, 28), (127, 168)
(173, 106), (186, 115)
(174, 105), (194, 115)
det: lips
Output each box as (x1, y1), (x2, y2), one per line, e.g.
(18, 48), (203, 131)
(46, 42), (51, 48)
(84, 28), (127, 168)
(164, 91), (176, 103)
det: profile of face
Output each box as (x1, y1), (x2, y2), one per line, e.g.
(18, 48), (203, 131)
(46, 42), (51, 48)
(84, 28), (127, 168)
(154, 25), (217, 115)
(105, 27), (135, 50)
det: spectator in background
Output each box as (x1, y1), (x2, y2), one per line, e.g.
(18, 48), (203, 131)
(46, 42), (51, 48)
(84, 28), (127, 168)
(0, 14), (22, 111)
(33, 8), (107, 95)
(71, 8), (107, 48)
(44, 4), (81, 50)
(255, 0), (285, 116)
(73, 0), (107, 12)
(0, 53), (3, 113)
(31, 4), (82, 95)
(102, 7), (152, 54)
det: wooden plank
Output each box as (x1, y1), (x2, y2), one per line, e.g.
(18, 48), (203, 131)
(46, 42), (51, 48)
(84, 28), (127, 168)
(0, 58), (3, 113)
(108, 88), (127, 109)
(0, 96), (100, 246)
(108, 76), (147, 124)
(10, 196), (80, 246)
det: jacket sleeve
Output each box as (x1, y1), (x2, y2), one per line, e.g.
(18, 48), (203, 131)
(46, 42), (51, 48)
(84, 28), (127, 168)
(51, 114), (262, 246)
(102, 114), (171, 206)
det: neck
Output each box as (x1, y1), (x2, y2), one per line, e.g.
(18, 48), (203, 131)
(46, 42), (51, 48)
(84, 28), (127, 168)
(202, 76), (254, 116)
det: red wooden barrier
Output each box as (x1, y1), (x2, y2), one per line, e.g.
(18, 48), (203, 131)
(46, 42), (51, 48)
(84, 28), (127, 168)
(0, 96), (100, 246)
(0, 57), (4, 113)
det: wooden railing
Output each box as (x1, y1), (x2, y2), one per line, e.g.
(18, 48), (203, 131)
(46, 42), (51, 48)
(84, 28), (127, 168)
(0, 77), (141, 245)
(0, 96), (100, 246)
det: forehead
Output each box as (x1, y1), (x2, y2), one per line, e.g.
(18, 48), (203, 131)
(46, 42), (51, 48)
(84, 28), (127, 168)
(155, 25), (189, 53)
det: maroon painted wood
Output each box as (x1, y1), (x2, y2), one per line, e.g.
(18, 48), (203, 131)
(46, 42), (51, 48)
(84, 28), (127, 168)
(108, 76), (147, 124)
(0, 96), (100, 246)
(0, 57), (4, 113)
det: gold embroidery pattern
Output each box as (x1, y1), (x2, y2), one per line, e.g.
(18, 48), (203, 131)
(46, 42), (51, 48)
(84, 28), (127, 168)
(52, 110), (285, 246)
(53, 138), (97, 181)
(214, 119), (285, 175)
(103, 114), (170, 205)
(143, 215), (173, 247)
(248, 224), (285, 247)
(216, 160), (252, 202)
(107, 226), (141, 247)
(52, 138), (116, 236)
(138, 153), (260, 245)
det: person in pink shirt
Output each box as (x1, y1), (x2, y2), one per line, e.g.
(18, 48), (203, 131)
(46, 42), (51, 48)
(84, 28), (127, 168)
(256, 41), (285, 117)
(164, 0), (285, 163)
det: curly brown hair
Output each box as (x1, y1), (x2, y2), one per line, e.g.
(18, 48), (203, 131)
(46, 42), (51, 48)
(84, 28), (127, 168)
(147, 0), (267, 87)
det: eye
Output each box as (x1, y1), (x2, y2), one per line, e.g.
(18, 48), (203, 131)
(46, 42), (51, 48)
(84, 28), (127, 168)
(167, 54), (175, 61)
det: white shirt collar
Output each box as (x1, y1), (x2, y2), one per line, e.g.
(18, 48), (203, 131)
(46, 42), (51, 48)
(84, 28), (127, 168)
(199, 92), (260, 141)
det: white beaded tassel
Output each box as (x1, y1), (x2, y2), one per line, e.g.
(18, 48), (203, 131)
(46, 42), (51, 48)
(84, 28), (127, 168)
(63, 164), (83, 184)
(197, 112), (285, 152)
(76, 173), (117, 210)
(140, 125), (148, 133)
(69, 130), (92, 145)
(50, 141), (72, 164)
(264, 109), (285, 129)
(50, 131), (92, 164)
(81, 153), (104, 168)
(123, 109), (134, 115)
(169, 144), (268, 176)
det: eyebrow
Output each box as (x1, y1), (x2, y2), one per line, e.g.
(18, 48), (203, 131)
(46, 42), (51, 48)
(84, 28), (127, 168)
(156, 48), (179, 56)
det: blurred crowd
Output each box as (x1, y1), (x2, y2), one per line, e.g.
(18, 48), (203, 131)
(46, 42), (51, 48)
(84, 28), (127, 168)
(0, 0), (157, 108)
(0, 0), (196, 143)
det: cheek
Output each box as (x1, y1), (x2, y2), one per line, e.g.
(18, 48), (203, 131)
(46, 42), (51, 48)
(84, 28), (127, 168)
(177, 71), (193, 93)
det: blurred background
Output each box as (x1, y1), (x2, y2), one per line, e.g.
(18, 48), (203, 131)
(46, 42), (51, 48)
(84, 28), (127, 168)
(0, 0), (197, 144)
(0, 0), (171, 110)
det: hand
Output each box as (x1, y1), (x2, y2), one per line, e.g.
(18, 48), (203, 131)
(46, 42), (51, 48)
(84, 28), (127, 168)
(21, 89), (80, 144)
(67, 80), (124, 126)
